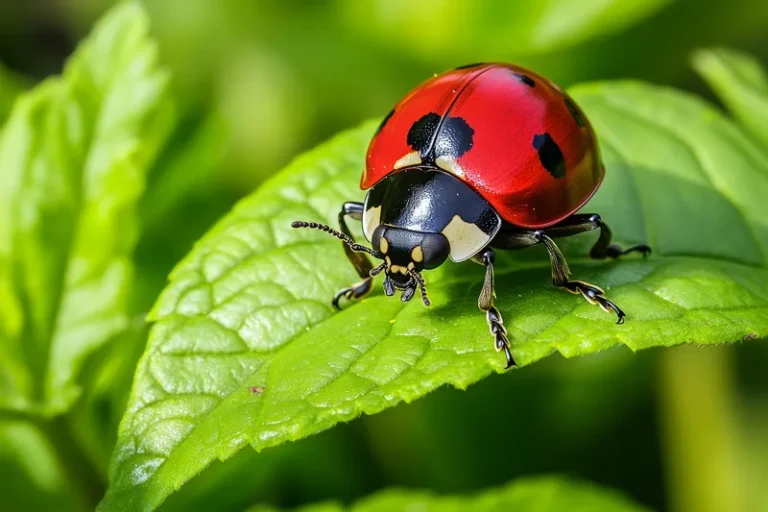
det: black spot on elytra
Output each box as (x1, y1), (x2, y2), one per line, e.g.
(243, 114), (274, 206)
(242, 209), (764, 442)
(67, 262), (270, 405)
(435, 116), (474, 159)
(376, 109), (395, 134)
(407, 113), (441, 157)
(455, 62), (486, 70)
(408, 113), (474, 161)
(511, 72), (535, 87)
(533, 133), (566, 179)
(564, 97), (585, 128)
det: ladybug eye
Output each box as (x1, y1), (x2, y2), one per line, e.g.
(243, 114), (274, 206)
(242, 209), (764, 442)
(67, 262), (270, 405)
(419, 233), (450, 270)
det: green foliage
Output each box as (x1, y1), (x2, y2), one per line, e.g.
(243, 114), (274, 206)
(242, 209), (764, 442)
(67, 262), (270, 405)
(248, 476), (649, 512)
(101, 58), (768, 508)
(0, 420), (86, 511)
(692, 48), (768, 149)
(1, 1), (768, 510)
(0, 2), (171, 416)
(0, 63), (28, 125)
(341, 0), (674, 58)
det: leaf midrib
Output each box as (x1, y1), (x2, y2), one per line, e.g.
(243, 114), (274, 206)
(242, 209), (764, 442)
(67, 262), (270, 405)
(28, 43), (128, 412)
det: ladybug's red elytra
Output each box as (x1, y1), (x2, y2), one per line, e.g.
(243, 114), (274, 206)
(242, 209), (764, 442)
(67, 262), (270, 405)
(293, 62), (650, 368)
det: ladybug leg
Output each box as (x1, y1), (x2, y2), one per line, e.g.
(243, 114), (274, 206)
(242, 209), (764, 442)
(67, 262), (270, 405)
(330, 202), (376, 309)
(535, 231), (626, 324)
(585, 215), (651, 259)
(474, 248), (516, 369)
(544, 214), (651, 259)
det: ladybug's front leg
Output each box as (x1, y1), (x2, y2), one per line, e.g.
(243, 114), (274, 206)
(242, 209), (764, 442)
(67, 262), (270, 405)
(474, 248), (516, 369)
(332, 202), (375, 309)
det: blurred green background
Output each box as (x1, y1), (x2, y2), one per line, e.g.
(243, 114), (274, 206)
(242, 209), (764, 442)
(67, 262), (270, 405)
(1, 1), (768, 511)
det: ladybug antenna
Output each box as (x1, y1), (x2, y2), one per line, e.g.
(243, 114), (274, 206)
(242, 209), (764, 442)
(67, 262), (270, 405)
(408, 268), (431, 307)
(291, 221), (382, 258)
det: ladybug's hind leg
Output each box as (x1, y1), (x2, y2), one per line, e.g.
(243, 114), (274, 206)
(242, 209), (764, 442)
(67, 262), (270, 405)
(543, 214), (651, 259)
(473, 248), (516, 369)
(332, 202), (375, 309)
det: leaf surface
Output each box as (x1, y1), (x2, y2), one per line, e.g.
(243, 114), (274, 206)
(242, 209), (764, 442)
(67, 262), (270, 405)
(248, 476), (649, 512)
(103, 64), (768, 510)
(692, 48), (768, 148)
(0, 2), (171, 416)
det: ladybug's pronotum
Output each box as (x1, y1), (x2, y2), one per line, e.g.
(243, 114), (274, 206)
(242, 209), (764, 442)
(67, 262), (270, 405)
(293, 63), (650, 368)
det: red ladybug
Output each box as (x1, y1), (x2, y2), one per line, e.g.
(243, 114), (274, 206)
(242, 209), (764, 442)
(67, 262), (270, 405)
(293, 63), (650, 368)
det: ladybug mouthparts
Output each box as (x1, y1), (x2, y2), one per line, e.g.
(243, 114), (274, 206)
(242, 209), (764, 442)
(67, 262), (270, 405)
(368, 225), (450, 307)
(370, 260), (430, 306)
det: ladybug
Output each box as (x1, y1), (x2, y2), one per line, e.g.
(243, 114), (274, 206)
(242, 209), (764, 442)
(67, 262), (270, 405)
(293, 63), (650, 368)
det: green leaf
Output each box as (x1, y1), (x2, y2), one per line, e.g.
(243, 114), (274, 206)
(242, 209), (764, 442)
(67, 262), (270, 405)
(340, 0), (673, 59)
(692, 48), (768, 148)
(66, 323), (149, 478)
(0, 63), (29, 125)
(103, 65), (768, 509)
(0, 2), (172, 416)
(247, 476), (649, 512)
(0, 420), (87, 512)
(139, 111), (230, 230)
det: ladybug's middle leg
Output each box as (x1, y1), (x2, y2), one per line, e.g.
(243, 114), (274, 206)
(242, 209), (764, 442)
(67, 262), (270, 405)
(332, 202), (375, 309)
(473, 248), (516, 368)
(534, 231), (627, 324)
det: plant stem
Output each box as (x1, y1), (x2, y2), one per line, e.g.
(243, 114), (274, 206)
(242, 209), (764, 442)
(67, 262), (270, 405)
(659, 345), (742, 512)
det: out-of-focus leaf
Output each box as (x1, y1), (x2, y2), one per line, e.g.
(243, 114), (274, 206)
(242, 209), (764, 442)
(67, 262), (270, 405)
(0, 420), (86, 512)
(67, 108), (230, 476)
(140, 110), (230, 229)
(692, 48), (768, 148)
(67, 322), (149, 477)
(339, 0), (674, 59)
(0, 2), (172, 417)
(103, 56), (768, 509)
(0, 63), (29, 124)
(247, 476), (649, 512)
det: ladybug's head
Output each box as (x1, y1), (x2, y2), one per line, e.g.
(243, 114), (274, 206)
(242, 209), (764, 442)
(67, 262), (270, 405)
(368, 225), (450, 304)
(290, 219), (449, 306)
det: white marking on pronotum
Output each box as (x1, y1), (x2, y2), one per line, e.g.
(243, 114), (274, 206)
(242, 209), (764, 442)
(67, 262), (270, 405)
(442, 215), (493, 262)
(394, 151), (422, 169)
(362, 205), (381, 242)
(435, 155), (466, 179)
